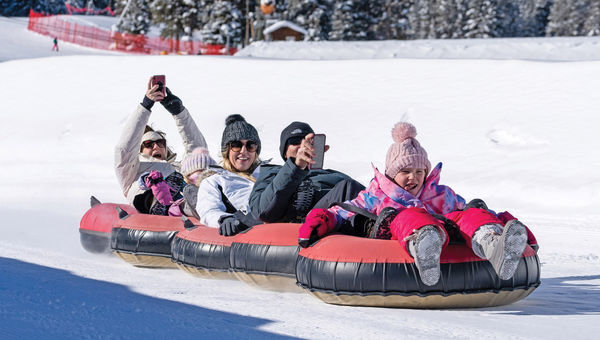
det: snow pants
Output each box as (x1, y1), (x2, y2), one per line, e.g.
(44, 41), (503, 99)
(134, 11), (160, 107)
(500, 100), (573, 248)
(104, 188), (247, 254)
(389, 207), (503, 254)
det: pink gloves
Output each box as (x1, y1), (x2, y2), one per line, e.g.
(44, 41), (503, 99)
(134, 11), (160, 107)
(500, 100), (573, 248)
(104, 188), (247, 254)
(144, 171), (174, 206)
(168, 198), (184, 217)
(298, 208), (337, 248)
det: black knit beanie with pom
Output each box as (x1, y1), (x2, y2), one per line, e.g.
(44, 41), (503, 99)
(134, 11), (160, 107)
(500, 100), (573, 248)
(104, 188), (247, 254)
(221, 114), (261, 154)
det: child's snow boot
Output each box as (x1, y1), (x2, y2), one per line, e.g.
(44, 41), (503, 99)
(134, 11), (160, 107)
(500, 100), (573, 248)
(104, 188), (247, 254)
(472, 220), (528, 280)
(408, 225), (444, 286)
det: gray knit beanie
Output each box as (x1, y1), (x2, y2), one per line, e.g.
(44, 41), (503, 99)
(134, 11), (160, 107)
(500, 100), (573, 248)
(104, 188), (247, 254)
(221, 114), (261, 154)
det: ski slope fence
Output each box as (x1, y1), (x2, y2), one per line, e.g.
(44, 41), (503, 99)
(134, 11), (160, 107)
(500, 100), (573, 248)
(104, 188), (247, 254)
(27, 10), (237, 56)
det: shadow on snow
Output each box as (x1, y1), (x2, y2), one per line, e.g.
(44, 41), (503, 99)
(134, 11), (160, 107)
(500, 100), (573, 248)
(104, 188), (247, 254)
(0, 257), (298, 339)
(488, 275), (600, 315)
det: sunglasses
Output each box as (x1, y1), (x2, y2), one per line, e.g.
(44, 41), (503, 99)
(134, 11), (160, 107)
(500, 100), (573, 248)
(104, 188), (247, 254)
(229, 140), (258, 152)
(287, 136), (304, 146)
(142, 139), (166, 149)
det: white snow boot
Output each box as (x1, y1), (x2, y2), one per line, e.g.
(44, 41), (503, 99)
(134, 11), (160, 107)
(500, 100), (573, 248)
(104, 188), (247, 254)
(472, 220), (528, 280)
(408, 225), (445, 286)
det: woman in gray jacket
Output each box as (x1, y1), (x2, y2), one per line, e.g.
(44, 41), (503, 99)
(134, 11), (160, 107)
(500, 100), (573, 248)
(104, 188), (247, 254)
(114, 77), (208, 214)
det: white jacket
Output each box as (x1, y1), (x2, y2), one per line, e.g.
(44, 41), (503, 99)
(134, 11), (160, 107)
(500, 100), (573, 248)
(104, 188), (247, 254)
(196, 167), (261, 228)
(114, 104), (207, 204)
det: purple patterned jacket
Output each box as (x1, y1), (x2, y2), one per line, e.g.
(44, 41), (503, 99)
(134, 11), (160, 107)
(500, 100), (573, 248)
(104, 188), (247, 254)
(329, 162), (466, 227)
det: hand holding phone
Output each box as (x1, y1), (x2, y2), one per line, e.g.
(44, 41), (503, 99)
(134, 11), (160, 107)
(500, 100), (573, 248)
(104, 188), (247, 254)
(310, 134), (326, 170)
(151, 75), (166, 96)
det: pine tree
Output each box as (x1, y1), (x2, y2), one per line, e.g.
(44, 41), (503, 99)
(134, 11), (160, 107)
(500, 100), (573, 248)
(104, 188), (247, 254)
(329, 0), (373, 41)
(287, 0), (334, 41)
(200, 0), (243, 46)
(115, 0), (151, 34)
(503, 0), (552, 37)
(385, 0), (413, 40)
(367, 0), (387, 40)
(151, 0), (201, 41)
(566, 0), (589, 35)
(582, 0), (600, 35)
(1, 0), (67, 16)
(408, 0), (436, 39)
(495, 0), (520, 37)
(532, 0), (552, 37)
(463, 0), (497, 38)
(546, 0), (575, 36)
(432, 0), (467, 38)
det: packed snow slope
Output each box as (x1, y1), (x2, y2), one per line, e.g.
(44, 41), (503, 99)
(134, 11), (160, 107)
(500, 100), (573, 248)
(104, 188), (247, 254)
(1, 17), (599, 339)
(0, 16), (120, 62)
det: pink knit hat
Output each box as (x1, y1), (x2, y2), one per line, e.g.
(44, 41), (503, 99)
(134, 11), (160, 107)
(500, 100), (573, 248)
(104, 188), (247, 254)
(180, 147), (216, 177)
(385, 122), (431, 179)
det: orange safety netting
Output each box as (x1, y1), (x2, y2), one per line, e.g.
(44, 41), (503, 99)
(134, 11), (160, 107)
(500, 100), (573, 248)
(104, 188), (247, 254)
(28, 9), (237, 56)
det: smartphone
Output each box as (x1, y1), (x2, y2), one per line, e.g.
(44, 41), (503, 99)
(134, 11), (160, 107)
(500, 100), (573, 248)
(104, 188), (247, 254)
(311, 134), (326, 170)
(151, 75), (166, 96)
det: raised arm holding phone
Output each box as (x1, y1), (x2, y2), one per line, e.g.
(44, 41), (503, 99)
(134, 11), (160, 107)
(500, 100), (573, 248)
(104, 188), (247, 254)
(114, 75), (208, 215)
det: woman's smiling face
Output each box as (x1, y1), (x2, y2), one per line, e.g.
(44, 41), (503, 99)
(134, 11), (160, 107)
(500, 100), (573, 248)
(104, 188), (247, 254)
(228, 139), (257, 172)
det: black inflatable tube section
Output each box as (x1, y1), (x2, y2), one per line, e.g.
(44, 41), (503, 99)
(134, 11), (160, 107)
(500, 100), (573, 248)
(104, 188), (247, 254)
(171, 236), (231, 272)
(111, 227), (179, 257)
(229, 243), (300, 277)
(296, 255), (541, 297)
(80, 229), (111, 254)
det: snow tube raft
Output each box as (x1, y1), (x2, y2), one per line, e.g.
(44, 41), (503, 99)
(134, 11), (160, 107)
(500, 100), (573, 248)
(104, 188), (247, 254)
(171, 223), (301, 291)
(295, 234), (540, 308)
(111, 212), (193, 268)
(79, 197), (137, 253)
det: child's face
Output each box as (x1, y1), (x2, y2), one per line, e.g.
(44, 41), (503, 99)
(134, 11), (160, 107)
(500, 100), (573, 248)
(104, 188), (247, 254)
(187, 170), (203, 186)
(393, 168), (426, 196)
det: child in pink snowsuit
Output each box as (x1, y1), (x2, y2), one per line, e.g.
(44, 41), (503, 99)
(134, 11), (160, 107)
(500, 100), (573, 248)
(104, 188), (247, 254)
(298, 121), (537, 286)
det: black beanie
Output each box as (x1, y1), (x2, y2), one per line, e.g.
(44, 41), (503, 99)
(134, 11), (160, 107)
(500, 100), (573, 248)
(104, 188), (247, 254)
(221, 114), (261, 154)
(279, 121), (314, 160)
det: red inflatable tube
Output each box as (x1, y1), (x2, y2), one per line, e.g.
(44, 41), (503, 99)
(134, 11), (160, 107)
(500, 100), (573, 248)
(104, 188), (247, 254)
(296, 234), (540, 308)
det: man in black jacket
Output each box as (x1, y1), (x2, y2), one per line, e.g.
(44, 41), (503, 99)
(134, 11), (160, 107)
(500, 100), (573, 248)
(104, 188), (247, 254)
(249, 122), (364, 223)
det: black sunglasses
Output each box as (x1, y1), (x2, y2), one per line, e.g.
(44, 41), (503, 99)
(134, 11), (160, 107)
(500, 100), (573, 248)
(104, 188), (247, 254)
(229, 140), (258, 152)
(142, 139), (166, 149)
(287, 136), (304, 146)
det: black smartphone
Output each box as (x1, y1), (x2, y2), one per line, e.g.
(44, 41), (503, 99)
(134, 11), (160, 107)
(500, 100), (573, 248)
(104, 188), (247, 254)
(311, 134), (326, 170)
(151, 75), (166, 96)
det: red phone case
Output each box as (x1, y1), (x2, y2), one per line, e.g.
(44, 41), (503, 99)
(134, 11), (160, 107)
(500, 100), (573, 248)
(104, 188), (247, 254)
(152, 75), (166, 96)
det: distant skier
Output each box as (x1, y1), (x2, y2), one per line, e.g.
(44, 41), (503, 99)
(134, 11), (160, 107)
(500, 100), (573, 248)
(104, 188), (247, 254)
(52, 37), (59, 52)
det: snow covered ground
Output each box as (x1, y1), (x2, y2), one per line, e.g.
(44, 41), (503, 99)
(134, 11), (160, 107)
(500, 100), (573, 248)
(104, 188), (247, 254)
(1, 16), (599, 339)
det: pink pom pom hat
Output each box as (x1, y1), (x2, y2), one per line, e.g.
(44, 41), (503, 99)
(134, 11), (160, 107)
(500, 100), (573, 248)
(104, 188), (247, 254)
(385, 122), (431, 179)
(180, 147), (216, 177)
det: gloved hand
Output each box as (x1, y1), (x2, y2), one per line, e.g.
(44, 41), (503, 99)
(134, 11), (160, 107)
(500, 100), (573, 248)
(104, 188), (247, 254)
(160, 88), (183, 115)
(141, 95), (155, 110)
(219, 215), (248, 236)
(298, 208), (336, 248)
(168, 198), (184, 217)
(144, 170), (174, 206)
